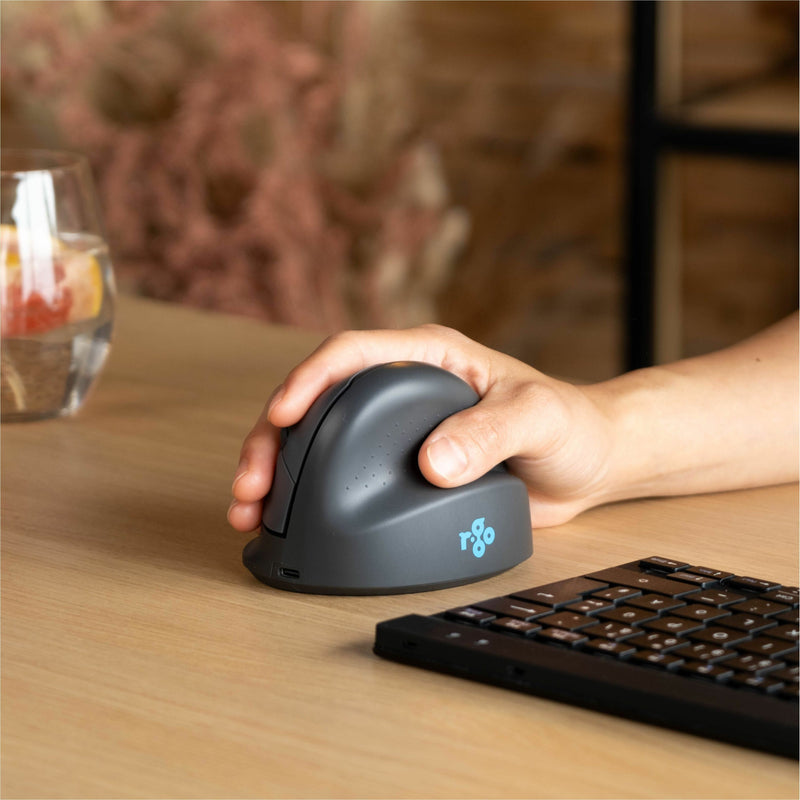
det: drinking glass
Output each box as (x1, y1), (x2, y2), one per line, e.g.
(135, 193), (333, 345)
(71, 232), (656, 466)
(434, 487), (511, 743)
(1, 149), (116, 421)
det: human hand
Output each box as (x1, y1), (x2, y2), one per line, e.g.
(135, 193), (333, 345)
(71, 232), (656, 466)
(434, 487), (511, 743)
(228, 324), (618, 532)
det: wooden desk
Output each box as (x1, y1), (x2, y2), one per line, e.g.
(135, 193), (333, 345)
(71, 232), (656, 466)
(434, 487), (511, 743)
(3, 295), (798, 799)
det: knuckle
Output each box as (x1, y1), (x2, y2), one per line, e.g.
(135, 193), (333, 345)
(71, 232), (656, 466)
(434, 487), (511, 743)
(460, 407), (505, 459)
(515, 380), (571, 449)
(239, 430), (265, 460)
(418, 322), (460, 339)
(285, 330), (365, 386)
(321, 329), (361, 353)
(417, 323), (471, 355)
(516, 380), (561, 410)
(416, 324), (488, 390)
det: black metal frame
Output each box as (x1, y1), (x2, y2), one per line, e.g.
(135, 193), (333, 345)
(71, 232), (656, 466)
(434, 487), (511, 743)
(623, 0), (799, 371)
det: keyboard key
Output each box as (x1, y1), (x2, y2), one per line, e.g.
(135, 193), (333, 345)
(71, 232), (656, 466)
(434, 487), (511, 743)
(775, 609), (799, 625)
(625, 593), (686, 613)
(768, 624), (800, 642)
(631, 650), (684, 669)
(446, 607), (495, 625)
(729, 674), (784, 694)
(761, 589), (800, 608)
(771, 666), (799, 684)
(644, 616), (705, 636)
(673, 642), (731, 662)
(565, 597), (615, 615)
(689, 626), (750, 647)
(683, 587), (744, 607)
(719, 613), (778, 634)
(585, 567), (697, 597)
(737, 637), (796, 658)
(679, 661), (734, 681)
(512, 577), (608, 608)
(668, 571), (720, 588)
(597, 605), (660, 625)
(638, 556), (690, 572)
(537, 627), (588, 646)
(490, 617), (541, 636)
(729, 598), (790, 617)
(590, 586), (642, 603)
(474, 597), (550, 620)
(582, 621), (637, 640)
(584, 639), (637, 658)
(728, 576), (782, 593)
(686, 566), (735, 582)
(538, 611), (596, 631)
(628, 632), (687, 652)
(724, 654), (784, 675)
(671, 604), (730, 622)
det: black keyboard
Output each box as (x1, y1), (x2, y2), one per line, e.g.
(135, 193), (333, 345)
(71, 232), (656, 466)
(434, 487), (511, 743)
(374, 556), (799, 758)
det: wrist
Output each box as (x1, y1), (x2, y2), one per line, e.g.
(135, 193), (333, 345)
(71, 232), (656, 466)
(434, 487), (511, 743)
(581, 368), (672, 506)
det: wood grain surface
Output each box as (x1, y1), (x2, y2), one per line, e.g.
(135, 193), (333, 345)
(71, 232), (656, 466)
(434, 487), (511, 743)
(2, 295), (798, 798)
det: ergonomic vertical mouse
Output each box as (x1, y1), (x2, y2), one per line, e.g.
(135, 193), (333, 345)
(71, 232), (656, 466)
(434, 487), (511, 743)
(242, 362), (533, 594)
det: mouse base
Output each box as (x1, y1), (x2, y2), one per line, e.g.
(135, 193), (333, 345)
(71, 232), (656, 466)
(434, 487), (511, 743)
(243, 531), (529, 595)
(247, 566), (517, 596)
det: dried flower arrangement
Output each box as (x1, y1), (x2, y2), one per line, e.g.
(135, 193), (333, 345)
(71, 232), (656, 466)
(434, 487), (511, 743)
(2, 0), (468, 331)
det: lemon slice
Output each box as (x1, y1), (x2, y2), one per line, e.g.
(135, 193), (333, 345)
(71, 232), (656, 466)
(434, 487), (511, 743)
(0, 224), (21, 271)
(62, 249), (103, 322)
(1, 224), (103, 324)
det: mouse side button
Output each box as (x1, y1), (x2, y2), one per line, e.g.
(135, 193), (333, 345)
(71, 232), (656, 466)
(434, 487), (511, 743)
(261, 451), (294, 536)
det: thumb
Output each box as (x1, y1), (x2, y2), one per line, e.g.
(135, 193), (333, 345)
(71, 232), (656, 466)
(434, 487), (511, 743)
(419, 401), (518, 487)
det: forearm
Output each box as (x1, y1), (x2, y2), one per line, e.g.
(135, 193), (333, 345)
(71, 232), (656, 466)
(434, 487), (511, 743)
(589, 313), (799, 503)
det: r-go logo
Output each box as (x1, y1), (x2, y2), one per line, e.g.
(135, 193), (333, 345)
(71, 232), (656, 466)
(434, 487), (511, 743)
(459, 517), (495, 558)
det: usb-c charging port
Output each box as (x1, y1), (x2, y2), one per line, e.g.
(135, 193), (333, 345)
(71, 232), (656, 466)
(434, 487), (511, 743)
(278, 567), (300, 580)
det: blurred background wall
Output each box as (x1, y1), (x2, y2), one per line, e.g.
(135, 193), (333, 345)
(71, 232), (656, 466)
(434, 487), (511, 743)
(2, 0), (797, 380)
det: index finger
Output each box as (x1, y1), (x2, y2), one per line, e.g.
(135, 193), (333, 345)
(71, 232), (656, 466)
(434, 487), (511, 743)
(267, 325), (485, 428)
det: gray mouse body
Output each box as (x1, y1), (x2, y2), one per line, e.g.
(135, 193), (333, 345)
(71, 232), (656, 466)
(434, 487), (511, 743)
(242, 361), (533, 594)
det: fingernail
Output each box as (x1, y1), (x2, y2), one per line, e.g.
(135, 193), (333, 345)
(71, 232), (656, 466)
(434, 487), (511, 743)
(232, 459), (248, 491)
(427, 436), (468, 481)
(227, 498), (239, 520)
(267, 385), (285, 416)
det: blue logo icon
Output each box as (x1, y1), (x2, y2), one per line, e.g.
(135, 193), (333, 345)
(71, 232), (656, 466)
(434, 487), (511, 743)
(459, 517), (495, 558)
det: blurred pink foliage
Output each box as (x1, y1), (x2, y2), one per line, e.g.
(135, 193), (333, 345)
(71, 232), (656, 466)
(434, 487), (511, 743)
(3, 0), (467, 330)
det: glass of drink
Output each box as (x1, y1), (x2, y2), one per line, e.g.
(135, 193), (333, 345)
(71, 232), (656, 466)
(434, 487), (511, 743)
(1, 149), (116, 421)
